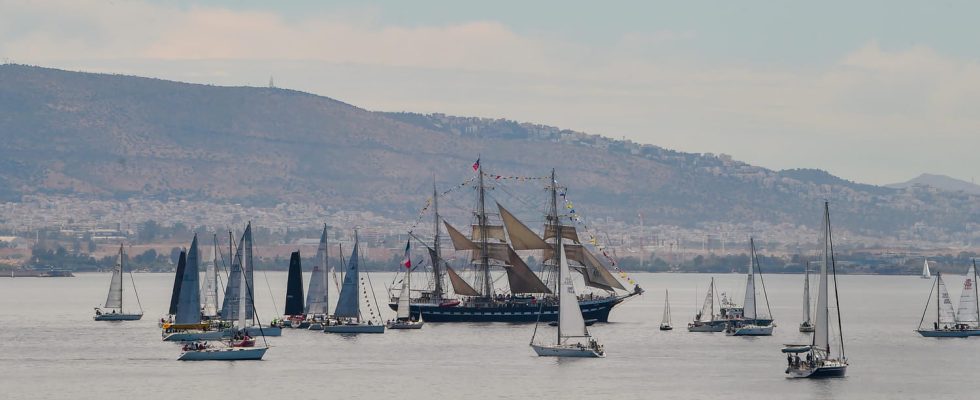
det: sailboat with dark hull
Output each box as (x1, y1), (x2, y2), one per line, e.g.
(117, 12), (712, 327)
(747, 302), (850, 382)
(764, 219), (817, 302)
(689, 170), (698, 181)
(94, 244), (143, 321)
(389, 167), (642, 323)
(783, 202), (848, 378)
(282, 251), (306, 328)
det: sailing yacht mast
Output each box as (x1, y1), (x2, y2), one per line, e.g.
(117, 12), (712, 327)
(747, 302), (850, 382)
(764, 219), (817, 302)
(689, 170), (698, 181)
(551, 169), (563, 342)
(803, 262), (811, 324)
(431, 180), (444, 298)
(476, 162), (492, 298)
(117, 244), (124, 312)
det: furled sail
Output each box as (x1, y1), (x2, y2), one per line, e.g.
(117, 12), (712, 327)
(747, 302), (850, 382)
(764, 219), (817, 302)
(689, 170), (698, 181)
(558, 240), (589, 339)
(284, 251), (305, 316)
(305, 226), (329, 315)
(802, 264), (811, 325)
(175, 236), (202, 325)
(333, 239), (361, 319)
(444, 222), (477, 250)
(471, 224), (507, 242)
(445, 265), (480, 296)
(504, 247), (551, 294)
(956, 264), (979, 326)
(104, 245), (124, 309)
(497, 203), (549, 250)
(168, 251), (186, 316)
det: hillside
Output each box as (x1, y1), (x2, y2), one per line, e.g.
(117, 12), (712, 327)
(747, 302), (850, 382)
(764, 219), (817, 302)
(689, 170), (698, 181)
(1, 64), (979, 236)
(887, 173), (980, 195)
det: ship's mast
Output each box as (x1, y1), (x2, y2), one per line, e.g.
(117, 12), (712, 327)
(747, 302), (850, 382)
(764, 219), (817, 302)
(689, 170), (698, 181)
(431, 179), (444, 298)
(477, 163), (492, 298)
(546, 169), (561, 293)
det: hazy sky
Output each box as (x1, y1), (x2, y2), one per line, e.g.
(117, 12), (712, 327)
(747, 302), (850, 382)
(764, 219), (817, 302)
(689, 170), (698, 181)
(3, 0), (979, 185)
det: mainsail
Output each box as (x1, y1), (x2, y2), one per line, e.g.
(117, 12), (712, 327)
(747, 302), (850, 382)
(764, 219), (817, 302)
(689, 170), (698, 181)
(802, 262), (811, 325)
(661, 290), (671, 326)
(104, 244), (124, 310)
(814, 208), (831, 354)
(201, 235), (220, 317)
(168, 251), (187, 316)
(221, 225), (255, 321)
(558, 240), (588, 340)
(937, 275), (957, 325)
(923, 259), (932, 279)
(175, 235), (202, 325)
(284, 251), (305, 316)
(956, 262), (980, 326)
(334, 237), (361, 319)
(696, 278), (715, 321)
(396, 272), (411, 321)
(743, 255), (757, 320)
(305, 225), (329, 315)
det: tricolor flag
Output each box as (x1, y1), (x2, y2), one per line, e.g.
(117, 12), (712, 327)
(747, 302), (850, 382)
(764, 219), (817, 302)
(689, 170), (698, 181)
(472, 157), (480, 171)
(401, 240), (412, 269)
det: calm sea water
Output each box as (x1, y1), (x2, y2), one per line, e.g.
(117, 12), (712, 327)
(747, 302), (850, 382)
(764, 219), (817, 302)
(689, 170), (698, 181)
(0, 271), (975, 399)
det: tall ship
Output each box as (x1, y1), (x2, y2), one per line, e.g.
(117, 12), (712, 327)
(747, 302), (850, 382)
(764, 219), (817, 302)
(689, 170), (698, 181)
(389, 165), (642, 323)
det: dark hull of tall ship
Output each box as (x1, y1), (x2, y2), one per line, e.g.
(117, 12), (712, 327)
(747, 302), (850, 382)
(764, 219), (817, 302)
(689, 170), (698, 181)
(388, 292), (638, 323)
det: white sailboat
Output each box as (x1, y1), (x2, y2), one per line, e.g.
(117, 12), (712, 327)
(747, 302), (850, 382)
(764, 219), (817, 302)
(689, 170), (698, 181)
(179, 234), (269, 361)
(799, 262), (814, 333)
(388, 240), (424, 330)
(922, 258), (932, 279)
(530, 239), (604, 358)
(201, 234), (221, 319)
(784, 202), (848, 378)
(94, 244), (143, 321)
(659, 289), (673, 331)
(303, 224), (330, 330)
(916, 260), (980, 337)
(688, 278), (724, 332)
(324, 233), (385, 334)
(726, 237), (774, 336)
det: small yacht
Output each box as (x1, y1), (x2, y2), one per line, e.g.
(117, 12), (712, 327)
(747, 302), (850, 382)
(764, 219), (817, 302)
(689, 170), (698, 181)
(799, 262), (814, 333)
(94, 244), (143, 321)
(916, 260), (980, 337)
(727, 238), (774, 337)
(784, 202), (848, 378)
(688, 278), (724, 332)
(659, 289), (673, 331)
(324, 233), (386, 334)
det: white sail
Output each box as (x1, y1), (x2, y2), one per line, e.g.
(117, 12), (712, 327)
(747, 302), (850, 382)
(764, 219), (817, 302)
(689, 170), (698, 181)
(201, 235), (220, 317)
(661, 290), (671, 325)
(956, 264), (979, 326)
(104, 246), (124, 309)
(814, 207), (831, 354)
(305, 226), (329, 315)
(697, 279), (714, 321)
(802, 263), (811, 324)
(938, 275), (957, 324)
(396, 278), (411, 320)
(558, 240), (588, 339)
(742, 259), (756, 320)
(922, 259), (932, 279)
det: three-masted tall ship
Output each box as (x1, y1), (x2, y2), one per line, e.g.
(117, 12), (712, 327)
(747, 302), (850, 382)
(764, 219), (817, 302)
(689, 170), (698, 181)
(389, 165), (642, 322)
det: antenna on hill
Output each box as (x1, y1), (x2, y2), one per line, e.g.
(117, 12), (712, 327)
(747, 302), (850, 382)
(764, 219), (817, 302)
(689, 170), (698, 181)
(268, 76), (275, 89)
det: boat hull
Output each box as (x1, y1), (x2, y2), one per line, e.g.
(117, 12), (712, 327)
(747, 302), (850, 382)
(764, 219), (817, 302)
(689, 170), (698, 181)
(323, 324), (385, 334)
(916, 329), (980, 337)
(391, 293), (637, 323)
(242, 326), (281, 337)
(728, 325), (774, 336)
(386, 321), (424, 329)
(788, 364), (847, 378)
(163, 330), (229, 342)
(530, 343), (604, 358)
(799, 323), (815, 333)
(688, 321), (726, 332)
(178, 347), (267, 361)
(94, 313), (143, 321)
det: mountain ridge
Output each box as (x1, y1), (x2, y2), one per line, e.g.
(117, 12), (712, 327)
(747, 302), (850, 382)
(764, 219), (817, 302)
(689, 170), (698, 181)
(1, 64), (978, 237)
